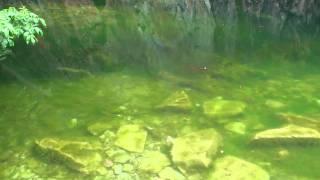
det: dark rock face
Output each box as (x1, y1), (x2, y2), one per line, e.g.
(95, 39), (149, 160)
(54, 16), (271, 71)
(2, 0), (320, 23)
(102, 0), (320, 53)
(242, 0), (320, 35)
(108, 0), (320, 33)
(2, 0), (318, 36)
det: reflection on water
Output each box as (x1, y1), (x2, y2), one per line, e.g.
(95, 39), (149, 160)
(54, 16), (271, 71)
(1, 4), (320, 180)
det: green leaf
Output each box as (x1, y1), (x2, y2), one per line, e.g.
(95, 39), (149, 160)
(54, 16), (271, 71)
(0, 7), (46, 48)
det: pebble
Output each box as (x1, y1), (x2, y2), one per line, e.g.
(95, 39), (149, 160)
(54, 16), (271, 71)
(278, 149), (289, 158)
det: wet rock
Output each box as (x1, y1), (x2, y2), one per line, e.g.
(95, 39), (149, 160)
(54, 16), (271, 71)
(99, 130), (116, 148)
(224, 122), (246, 135)
(106, 149), (132, 163)
(6, 164), (40, 179)
(203, 99), (246, 118)
(103, 159), (114, 168)
(158, 167), (186, 180)
(187, 173), (203, 180)
(116, 172), (134, 180)
(157, 90), (192, 111)
(88, 122), (114, 136)
(138, 151), (171, 173)
(265, 100), (285, 109)
(113, 164), (123, 175)
(277, 149), (289, 159)
(277, 113), (320, 130)
(68, 118), (78, 128)
(109, 150), (131, 164)
(114, 125), (147, 153)
(171, 128), (222, 170)
(34, 138), (103, 174)
(123, 164), (134, 173)
(208, 156), (270, 180)
(251, 125), (320, 146)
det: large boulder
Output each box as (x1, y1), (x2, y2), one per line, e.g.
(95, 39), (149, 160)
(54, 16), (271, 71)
(208, 156), (269, 180)
(171, 128), (222, 170)
(250, 125), (320, 146)
(34, 138), (103, 174)
(137, 151), (171, 173)
(157, 90), (192, 111)
(203, 99), (246, 118)
(114, 124), (147, 153)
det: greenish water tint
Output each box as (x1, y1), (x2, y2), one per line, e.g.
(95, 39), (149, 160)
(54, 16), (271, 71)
(1, 5), (320, 180)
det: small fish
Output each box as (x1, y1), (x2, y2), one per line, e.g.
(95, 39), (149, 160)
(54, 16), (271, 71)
(184, 64), (209, 73)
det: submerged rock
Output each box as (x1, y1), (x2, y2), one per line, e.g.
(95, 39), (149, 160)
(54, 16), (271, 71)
(87, 122), (113, 136)
(157, 90), (192, 111)
(171, 128), (222, 170)
(224, 122), (246, 135)
(277, 149), (289, 159)
(208, 156), (269, 180)
(158, 167), (186, 180)
(277, 112), (320, 130)
(34, 138), (103, 174)
(106, 149), (131, 164)
(123, 164), (134, 173)
(113, 164), (123, 175)
(137, 151), (171, 173)
(265, 100), (285, 109)
(114, 125), (147, 153)
(203, 99), (246, 118)
(250, 125), (320, 146)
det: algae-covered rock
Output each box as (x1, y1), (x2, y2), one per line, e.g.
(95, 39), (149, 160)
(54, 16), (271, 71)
(87, 122), (113, 136)
(138, 151), (171, 173)
(34, 138), (103, 174)
(208, 156), (270, 180)
(203, 99), (246, 118)
(157, 90), (192, 111)
(159, 167), (186, 180)
(224, 122), (246, 135)
(265, 100), (285, 109)
(114, 124), (147, 153)
(251, 125), (320, 145)
(277, 112), (320, 130)
(171, 128), (222, 169)
(106, 149), (131, 163)
(123, 164), (134, 172)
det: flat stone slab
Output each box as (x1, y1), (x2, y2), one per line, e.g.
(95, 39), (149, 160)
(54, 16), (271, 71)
(171, 128), (222, 169)
(35, 138), (103, 174)
(137, 151), (171, 173)
(208, 156), (269, 180)
(251, 125), (320, 146)
(157, 90), (192, 111)
(277, 112), (320, 130)
(224, 122), (246, 135)
(203, 99), (246, 118)
(114, 124), (147, 153)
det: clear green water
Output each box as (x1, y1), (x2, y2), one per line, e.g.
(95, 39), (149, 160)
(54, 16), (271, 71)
(1, 5), (320, 180)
